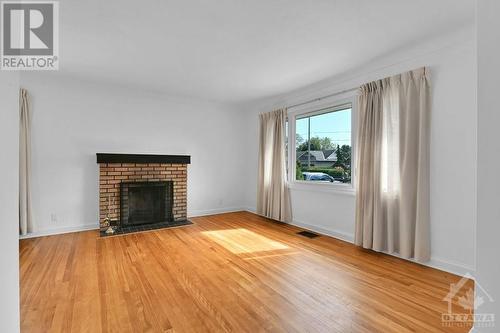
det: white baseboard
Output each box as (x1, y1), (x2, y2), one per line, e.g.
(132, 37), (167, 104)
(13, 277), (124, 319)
(19, 223), (99, 239)
(381, 251), (474, 277)
(19, 208), (475, 277)
(188, 207), (246, 218)
(18, 207), (247, 240)
(283, 216), (473, 277)
(244, 207), (257, 214)
(422, 257), (475, 277)
(289, 219), (355, 243)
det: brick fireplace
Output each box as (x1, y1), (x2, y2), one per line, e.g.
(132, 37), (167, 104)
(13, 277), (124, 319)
(96, 153), (190, 236)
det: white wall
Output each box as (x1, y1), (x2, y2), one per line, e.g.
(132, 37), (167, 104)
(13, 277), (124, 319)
(19, 73), (248, 236)
(476, 0), (500, 329)
(0, 72), (20, 332)
(244, 26), (477, 275)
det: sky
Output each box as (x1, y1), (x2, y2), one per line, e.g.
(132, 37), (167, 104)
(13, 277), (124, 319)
(296, 107), (351, 149)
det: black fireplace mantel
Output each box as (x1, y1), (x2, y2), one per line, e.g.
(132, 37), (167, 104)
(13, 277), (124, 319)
(96, 153), (191, 164)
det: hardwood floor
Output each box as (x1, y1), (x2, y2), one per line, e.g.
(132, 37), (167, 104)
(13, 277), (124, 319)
(20, 211), (473, 332)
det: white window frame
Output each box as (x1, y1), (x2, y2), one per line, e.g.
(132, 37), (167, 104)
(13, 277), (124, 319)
(287, 94), (357, 195)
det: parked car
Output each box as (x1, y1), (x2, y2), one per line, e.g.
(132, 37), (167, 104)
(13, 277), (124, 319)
(302, 172), (337, 183)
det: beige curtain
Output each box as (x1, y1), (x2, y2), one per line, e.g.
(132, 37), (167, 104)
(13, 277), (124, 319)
(19, 88), (33, 235)
(257, 108), (291, 222)
(355, 68), (430, 262)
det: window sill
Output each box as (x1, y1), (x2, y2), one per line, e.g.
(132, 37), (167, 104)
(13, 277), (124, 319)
(288, 181), (356, 196)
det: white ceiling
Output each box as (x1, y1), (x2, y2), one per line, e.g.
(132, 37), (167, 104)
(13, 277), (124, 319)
(59, 0), (474, 103)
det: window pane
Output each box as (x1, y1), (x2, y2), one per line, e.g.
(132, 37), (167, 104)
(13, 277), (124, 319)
(295, 117), (309, 180)
(295, 106), (352, 184)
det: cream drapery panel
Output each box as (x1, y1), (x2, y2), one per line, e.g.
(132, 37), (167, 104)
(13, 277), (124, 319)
(257, 108), (291, 222)
(355, 68), (431, 262)
(19, 88), (33, 235)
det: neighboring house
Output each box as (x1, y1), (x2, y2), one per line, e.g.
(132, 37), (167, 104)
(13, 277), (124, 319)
(296, 149), (337, 168)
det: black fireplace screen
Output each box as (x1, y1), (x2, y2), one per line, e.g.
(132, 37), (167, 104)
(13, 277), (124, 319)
(120, 181), (174, 226)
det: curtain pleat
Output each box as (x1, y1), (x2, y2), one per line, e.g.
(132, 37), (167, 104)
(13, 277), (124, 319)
(355, 68), (430, 262)
(257, 109), (291, 222)
(19, 88), (33, 235)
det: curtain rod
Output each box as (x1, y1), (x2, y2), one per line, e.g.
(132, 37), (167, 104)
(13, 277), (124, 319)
(287, 87), (359, 109)
(286, 67), (427, 110)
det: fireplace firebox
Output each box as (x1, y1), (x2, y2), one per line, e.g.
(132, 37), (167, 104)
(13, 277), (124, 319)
(120, 181), (174, 227)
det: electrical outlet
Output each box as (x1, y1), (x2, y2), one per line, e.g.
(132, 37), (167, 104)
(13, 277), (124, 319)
(50, 213), (57, 224)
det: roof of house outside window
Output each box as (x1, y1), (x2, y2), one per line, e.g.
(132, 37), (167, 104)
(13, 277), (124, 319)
(296, 150), (337, 162)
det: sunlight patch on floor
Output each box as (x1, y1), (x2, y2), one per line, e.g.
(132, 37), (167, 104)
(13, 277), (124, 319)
(202, 228), (289, 254)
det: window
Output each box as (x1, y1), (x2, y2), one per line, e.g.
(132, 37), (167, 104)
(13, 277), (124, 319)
(293, 103), (352, 185)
